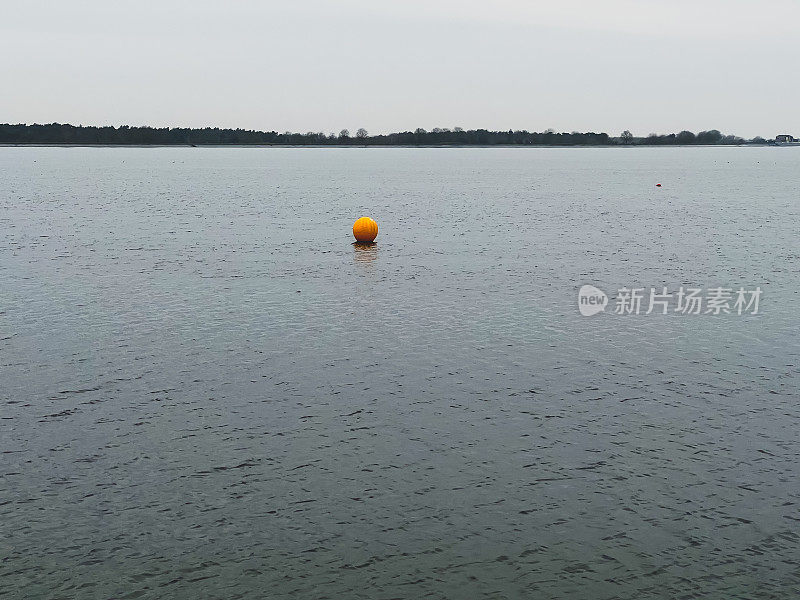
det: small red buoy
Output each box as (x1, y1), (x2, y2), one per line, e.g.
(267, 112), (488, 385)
(656, 183), (662, 187)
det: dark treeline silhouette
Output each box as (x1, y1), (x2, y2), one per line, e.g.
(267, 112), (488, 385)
(639, 130), (748, 145)
(0, 123), (764, 146)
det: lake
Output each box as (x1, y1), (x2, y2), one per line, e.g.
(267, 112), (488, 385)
(1, 146), (798, 599)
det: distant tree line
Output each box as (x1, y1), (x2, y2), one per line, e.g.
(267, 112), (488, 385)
(637, 130), (748, 145)
(0, 123), (766, 146)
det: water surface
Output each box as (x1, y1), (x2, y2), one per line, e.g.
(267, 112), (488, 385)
(1, 147), (798, 599)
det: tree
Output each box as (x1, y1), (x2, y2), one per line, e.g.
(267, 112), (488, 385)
(696, 130), (722, 144)
(339, 129), (350, 139)
(676, 130), (696, 144)
(621, 130), (633, 144)
(356, 128), (368, 139)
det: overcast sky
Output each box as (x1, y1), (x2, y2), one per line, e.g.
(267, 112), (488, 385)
(2, 0), (798, 138)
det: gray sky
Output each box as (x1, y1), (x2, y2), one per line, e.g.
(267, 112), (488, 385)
(2, 0), (798, 138)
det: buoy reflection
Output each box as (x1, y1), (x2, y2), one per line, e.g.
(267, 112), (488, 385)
(352, 241), (378, 266)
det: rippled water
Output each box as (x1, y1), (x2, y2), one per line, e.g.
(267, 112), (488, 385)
(1, 147), (799, 599)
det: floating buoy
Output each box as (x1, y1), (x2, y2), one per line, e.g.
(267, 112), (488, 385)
(656, 183), (662, 187)
(353, 217), (378, 242)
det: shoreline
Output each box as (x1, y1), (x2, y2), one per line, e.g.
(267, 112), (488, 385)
(0, 143), (777, 149)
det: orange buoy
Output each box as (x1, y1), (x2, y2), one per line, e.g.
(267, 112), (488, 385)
(353, 216), (378, 242)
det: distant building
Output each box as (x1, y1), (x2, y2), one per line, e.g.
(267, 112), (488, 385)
(775, 134), (795, 143)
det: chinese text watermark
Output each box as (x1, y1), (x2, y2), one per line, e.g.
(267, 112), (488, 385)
(578, 285), (762, 316)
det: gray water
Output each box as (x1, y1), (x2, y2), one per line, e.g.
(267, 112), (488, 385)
(1, 147), (798, 599)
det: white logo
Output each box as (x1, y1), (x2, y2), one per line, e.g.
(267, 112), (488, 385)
(578, 285), (608, 316)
